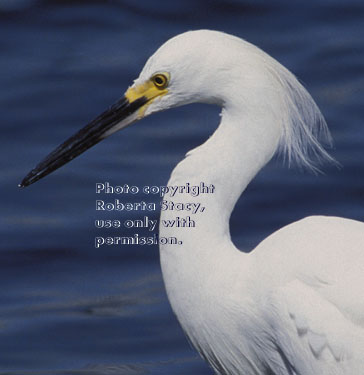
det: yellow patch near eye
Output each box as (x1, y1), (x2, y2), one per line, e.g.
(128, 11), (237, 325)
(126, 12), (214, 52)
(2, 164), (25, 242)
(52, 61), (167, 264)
(125, 77), (169, 119)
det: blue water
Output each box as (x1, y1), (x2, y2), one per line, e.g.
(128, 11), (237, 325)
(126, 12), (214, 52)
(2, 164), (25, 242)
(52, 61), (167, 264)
(1, 1), (364, 373)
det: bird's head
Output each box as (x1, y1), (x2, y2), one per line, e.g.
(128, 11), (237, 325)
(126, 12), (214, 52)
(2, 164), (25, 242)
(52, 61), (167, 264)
(20, 30), (228, 187)
(19, 30), (334, 187)
(132, 29), (237, 113)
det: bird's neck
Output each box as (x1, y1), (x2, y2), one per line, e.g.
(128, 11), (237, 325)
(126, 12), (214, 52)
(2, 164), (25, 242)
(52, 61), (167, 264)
(159, 105), (280, 317)
(160, 103), (279, 362)
(160, 105), (280, 253)
(159, 104), (281, 355)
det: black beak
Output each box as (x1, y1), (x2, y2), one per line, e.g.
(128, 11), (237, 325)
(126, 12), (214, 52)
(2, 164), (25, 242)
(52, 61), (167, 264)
(19, 95), (148, 187)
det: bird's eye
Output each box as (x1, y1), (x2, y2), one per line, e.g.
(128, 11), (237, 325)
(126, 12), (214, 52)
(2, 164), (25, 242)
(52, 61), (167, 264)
(152, 73), (169, 89)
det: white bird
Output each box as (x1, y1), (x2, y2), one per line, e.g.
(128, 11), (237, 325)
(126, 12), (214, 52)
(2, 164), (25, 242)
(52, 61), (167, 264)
(20, 30), (364, 374)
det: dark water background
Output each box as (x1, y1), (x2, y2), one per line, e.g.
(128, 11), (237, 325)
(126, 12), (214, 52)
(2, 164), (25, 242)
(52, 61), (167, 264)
(1, 0), (364, 373)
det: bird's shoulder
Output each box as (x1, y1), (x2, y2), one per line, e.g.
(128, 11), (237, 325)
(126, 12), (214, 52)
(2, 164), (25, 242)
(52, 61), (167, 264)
(252, 215), (364, 283)
(251, 215), (364, 320)
(244, 215), (364, 373)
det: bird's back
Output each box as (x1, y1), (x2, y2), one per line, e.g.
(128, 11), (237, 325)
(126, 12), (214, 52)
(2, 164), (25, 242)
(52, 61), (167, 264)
(246, 215), (364, 374)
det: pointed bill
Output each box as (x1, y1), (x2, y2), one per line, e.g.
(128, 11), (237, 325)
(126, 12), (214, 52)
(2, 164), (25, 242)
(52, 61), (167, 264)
(19, 79), (168, 187)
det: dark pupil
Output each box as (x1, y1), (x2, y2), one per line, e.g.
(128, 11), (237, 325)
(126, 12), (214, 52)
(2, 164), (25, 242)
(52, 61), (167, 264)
(155, 76), (164, 85)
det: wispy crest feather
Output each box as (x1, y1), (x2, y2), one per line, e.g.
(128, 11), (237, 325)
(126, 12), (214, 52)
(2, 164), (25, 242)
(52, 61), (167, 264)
(266, 59), (336, 172)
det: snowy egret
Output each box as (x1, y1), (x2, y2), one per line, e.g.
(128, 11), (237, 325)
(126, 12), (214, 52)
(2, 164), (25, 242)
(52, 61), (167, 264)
(20, 30), (364, 374)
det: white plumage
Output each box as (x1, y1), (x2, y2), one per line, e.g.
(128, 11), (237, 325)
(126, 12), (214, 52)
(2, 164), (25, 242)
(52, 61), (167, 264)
(139, 30), (364, 374)
(21, 29), (364, 374)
